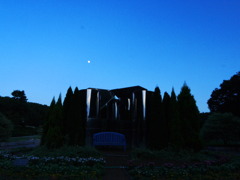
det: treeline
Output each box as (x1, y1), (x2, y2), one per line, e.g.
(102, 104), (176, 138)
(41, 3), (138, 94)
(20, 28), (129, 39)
(42, 84), (202, 150)
(41, 87), (86, 148)
(147, 83), (201, 150)
(41, 72), (240, 149)
(201, 72), (240, 146)
(148, 71), (240, 149)
(0, 91), (49, 137)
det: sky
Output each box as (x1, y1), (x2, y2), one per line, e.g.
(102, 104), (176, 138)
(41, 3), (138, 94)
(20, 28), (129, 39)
(0, 0), (240, 112)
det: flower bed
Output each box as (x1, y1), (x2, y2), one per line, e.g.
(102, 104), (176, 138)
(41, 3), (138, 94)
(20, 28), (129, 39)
(0, 150), (105, 179)
(127, 149), (240, 180)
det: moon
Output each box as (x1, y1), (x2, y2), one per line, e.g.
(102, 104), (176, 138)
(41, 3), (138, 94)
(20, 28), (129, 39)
(87, 60), (91, 63)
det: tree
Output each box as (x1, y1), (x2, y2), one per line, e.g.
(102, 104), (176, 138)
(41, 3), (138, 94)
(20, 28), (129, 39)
(148, 86), (163, 149)
(41, 98), (56, 146)
(62, 87), (86, 146)
(178, 83), (201, 150)
(208, 72), (240, 117)
(0, 113), (13, 141)
(162, 92), (171, 146)
(41, 95), (64, 148)
(200, 113), (240, 145)
(71, 87), (85, 146)
(63, 86), (74, 143)
(169, 88), (183, 148)
(0, 95), (48, 137)
(11, 90), (27, 102)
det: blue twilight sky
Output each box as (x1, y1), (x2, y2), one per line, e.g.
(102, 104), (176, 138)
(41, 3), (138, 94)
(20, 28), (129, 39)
(0, 0), (240, 112)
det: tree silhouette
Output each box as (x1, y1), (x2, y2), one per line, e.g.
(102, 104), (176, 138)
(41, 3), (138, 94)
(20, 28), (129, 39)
(148, 86), (163, 149)
(63, 86), (74, 143)
(162, 92), (171, 147)
(178, 83), (201, 150)
(169, 88), (183, 148)
(41, 95), (64, 148)
(208, 72), (240, 117)
(11, 90), (27, 102)
(62, 87), (85, 146)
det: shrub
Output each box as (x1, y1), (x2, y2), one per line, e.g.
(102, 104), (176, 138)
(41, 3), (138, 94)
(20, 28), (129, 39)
(0, 113), (13, 141)
(200, 113), (240, 145)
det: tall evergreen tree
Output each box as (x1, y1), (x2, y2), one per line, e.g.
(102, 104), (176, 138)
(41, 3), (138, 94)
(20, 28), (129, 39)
(169, 88), (183, 148)
(41, 98), (55, 145)
(148, 86), (163, 149)
(78, 90), (86, 146)
(162, 92), (171, 146)
(65, 87), (86, 146)
(178, 83), (201, 150)
(72, 87), (83, 145)
(62, 87), (86, 146)
(63, 87), (74, 143)
(41, 95), (64, 148)
(56, 94), (64, 134)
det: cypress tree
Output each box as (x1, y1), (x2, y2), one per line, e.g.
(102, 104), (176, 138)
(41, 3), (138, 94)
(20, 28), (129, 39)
(62, 87), (86, 146)
(41, 97), (55, 145)
(66, 87), (85, 146)
(162, 92), (171, 146)
(169, 88), (183, 149)
(67, 88), (78, 145)
(63, 87), (74, 144)
(72, 87), (83, 145)
(41, 95), (64, 149)
(148, 86), (162, 149)
(177, 83), (201, 150)
(78, 90), (86, 146)
(55, 94), (64, 144)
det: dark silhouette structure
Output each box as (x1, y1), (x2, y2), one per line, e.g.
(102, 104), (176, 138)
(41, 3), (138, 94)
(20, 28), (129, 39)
(208, 71), (240, 117)
(78, 86), (153, 148)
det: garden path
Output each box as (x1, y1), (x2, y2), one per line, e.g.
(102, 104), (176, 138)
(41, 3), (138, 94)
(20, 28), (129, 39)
(102, 150), (132, 180)
(0, 138), (40, 149)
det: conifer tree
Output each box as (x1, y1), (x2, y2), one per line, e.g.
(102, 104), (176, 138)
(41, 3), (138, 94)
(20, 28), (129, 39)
(41, 95), (64, 148)
(41, 98), (55, 145)
(63, 87), (74, 143)
(177, 83), (201, 150)
(162, 92), (171, 146)
(65, 87), (85, 146)
(66, 88), (77, 145)
(169, 88), (183, 148)
(72, 87), (82, 145)
(62, 87), (86, 146)
(78, 90), (86, 146)
(148, 86), (162, 149)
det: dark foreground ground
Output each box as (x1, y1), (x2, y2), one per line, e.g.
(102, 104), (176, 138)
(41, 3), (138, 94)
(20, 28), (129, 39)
(1, 138), (240, 180)
(102, 150), (132, 180)
(1, 139), (132, 179)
